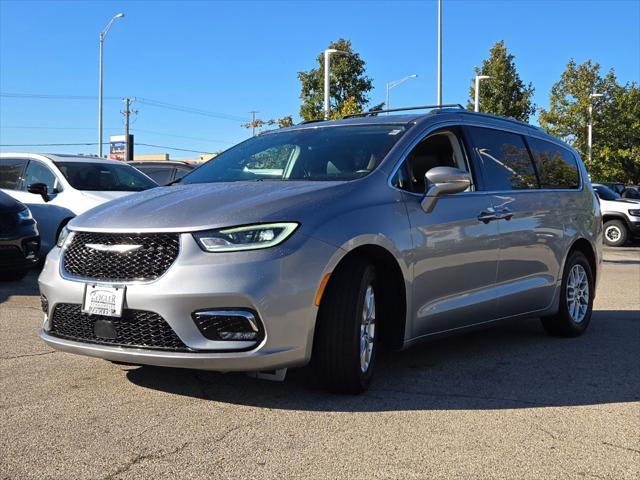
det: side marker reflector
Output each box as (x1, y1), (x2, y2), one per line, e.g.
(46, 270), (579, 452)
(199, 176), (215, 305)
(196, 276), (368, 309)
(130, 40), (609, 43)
(315, 272), (332, 306)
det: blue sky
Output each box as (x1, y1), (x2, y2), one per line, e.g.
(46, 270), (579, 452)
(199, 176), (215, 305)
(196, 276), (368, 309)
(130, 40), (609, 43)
(1, 0), (639, 159)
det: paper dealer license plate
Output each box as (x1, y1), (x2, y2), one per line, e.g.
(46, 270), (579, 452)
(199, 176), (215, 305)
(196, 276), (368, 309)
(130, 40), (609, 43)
(82, 284), (125, 318)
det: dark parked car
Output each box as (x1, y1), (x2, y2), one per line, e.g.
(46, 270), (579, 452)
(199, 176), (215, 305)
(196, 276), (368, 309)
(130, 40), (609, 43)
(602, 182), (626, 195)
(622, 186), (640, 200)
(0, 191), (39, 280)
(131, 161), (194, 185)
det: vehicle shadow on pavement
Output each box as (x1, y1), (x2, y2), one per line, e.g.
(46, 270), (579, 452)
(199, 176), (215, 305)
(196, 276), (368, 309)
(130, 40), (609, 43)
(127, 309), (640, 411)
(0, 269), (40, 304)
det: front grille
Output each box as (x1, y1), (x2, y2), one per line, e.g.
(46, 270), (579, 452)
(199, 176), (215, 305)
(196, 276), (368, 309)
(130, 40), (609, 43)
(63, 232), (180, 281)
(0, 215), (17, 235)
(50, 303), (189, 351)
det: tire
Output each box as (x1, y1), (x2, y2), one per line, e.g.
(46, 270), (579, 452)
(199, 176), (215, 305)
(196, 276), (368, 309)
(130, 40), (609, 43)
(313, 257), (379, 394)
(0, 269), (28, 281)
(541, 251), (594, 337)
(603, 219), (628, 247)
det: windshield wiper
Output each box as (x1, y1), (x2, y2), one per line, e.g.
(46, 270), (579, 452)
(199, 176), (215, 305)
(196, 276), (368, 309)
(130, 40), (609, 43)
(167, 177), (183, 186)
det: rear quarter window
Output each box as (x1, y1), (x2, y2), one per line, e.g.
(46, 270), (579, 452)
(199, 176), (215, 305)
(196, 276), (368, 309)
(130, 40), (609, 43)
(526, 137), (580, 189)
(0, 158), (27, 190)
(466, 126), (538, 191)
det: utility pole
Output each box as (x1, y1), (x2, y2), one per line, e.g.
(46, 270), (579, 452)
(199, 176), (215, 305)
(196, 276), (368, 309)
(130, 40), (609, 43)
(122, 97), (136, 161)
(437, 0), (442, 106)
(250, 111), (258, 136)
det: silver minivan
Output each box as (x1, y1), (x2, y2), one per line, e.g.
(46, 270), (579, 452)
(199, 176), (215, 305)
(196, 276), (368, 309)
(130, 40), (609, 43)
(39, 107), (602, 393)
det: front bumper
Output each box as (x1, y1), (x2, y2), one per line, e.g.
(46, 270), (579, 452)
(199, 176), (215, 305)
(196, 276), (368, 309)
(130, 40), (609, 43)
(39, 232), (340, 372)
(0, 222), (40, 270)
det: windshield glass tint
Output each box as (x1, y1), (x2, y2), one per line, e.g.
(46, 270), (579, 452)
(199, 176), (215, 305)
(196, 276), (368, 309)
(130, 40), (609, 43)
(56, 162), (158, 192)
(182, 125), (407, 184)
(594, 185), (621, 201)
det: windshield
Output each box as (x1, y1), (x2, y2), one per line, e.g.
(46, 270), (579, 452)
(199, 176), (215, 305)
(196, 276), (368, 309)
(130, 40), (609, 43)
(594, 185), (621, 201)
(181, 125), (407, 184)
(56, 162), (158, 192)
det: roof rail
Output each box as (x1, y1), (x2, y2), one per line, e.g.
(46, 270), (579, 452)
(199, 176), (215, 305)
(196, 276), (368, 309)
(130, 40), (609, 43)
(298, 118), (326, 125)
(343, 104), (465, 119)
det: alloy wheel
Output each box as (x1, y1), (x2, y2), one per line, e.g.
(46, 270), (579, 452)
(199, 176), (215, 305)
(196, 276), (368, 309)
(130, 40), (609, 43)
(566, 264), (589, 323)
(359, 285), (376, 373)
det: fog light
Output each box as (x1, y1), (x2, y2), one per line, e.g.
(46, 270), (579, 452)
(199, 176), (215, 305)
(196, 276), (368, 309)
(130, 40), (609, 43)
(192, 310), (261, 341)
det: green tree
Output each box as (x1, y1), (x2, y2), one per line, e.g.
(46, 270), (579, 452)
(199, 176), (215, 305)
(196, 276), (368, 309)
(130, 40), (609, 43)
(539, 59), (640, 183)
(298, 38), (375, 121)
(467, 40), (535, 121)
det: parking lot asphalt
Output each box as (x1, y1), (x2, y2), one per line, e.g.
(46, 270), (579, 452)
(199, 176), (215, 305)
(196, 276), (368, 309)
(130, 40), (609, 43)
(1, 247), (638, 480)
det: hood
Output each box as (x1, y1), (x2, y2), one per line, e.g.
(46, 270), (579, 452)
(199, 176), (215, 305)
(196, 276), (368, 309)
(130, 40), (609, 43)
(69, 181), (355, 232)
(0, 190), (25, 214)
(80, 190), (136, 203)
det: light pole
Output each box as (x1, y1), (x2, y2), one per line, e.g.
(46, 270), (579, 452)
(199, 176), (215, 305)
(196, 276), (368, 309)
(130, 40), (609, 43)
(474, 75), (492, 112)
(588, 92), (604, 163)
(323, 48), (348, 120)
(386, 74), (417, 112)
(436, 0), (442, 106)
(98, 12), (125, 157)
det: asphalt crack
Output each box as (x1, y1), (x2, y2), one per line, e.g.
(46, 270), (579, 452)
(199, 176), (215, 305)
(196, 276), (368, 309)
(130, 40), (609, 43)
(1, 351), (56, 360)
(102, 441), (191, 480)
(602, 441), (640, 454)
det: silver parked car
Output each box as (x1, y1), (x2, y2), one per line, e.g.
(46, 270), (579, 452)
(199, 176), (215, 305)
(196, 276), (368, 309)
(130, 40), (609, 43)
(39, 107), (603, 393)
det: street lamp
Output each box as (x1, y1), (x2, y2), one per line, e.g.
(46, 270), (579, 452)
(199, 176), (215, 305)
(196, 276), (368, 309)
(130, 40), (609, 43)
(386, 74), (418, 112)
(323, 48), (349, 120)
(436, 0), (443, 105)
(474, 75), (492, 112)
(588, 92), (604, 163)
(98, 12), (125, 157)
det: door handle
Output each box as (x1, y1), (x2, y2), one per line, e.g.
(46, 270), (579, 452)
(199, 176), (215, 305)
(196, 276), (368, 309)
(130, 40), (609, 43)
(477, 211), (499, 223)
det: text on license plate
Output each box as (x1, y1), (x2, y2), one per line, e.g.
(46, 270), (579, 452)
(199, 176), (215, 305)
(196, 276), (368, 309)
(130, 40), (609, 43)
(82, 284), (125, 318)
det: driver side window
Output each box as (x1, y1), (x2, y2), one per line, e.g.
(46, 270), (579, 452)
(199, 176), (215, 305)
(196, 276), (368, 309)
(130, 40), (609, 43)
(23, 161), (58, 193)
(392, 128), (472, 193)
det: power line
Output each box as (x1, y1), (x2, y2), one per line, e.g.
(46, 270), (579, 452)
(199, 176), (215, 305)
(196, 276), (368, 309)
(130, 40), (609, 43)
(0, 142), (214, 154)
(0, 92), (120, 100)
(137, 143), (214, 154)
(0, 125), (232, 144)
(1, 91), (249, 122)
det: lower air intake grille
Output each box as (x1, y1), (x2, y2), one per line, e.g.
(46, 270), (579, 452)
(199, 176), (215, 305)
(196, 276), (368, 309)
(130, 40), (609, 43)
(50, 303), (189, 351)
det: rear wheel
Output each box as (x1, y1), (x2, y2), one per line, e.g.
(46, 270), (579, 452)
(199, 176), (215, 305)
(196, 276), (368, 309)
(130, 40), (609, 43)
(603, 219), (627, 247)
(541, 251), (594, 337)
(314, 257), (378, 394)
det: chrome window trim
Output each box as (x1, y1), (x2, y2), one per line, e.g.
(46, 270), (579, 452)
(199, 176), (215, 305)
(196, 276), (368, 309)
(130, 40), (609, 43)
(387, 119), (584, 196)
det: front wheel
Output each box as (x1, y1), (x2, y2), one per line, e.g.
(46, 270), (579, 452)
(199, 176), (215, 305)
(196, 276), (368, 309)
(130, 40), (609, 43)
(541, 251), (594, 337)
(313, 257), (378, 394)
(603, 219), (628, 247)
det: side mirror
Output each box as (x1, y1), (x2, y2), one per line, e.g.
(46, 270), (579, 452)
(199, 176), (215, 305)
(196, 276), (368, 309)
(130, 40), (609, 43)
(420, 166), (471, 213)
(27, 183), (50, 202)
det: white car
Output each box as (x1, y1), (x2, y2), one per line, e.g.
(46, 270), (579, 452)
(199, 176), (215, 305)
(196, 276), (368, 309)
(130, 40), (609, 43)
(592, 183), (640, 246)
(0, 153), (157, 253)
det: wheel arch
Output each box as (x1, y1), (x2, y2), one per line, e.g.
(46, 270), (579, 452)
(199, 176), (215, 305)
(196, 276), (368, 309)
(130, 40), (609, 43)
(318, 243), (408, 350)
(567, 237), (598, 289)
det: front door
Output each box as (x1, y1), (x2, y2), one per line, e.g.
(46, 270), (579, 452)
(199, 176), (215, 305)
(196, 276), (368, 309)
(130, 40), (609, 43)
(393, 127), (500, 338)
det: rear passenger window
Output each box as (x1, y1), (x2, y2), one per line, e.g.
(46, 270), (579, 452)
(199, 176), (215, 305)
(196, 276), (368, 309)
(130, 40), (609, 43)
(467, 127), (538, 191)
(0, 158), (27, 190)
(526, 137), (580, 189)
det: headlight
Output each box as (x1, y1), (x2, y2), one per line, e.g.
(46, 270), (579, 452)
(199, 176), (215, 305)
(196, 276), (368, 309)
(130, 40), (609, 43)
(17, 208), (33, 221)
(56, 226), (73, 248)
(193, 223), (299, 252)
(628, 209), (640, 217)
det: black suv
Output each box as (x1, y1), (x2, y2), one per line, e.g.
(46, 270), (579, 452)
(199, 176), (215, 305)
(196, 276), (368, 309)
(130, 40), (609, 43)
(0, 191), (40, 280)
